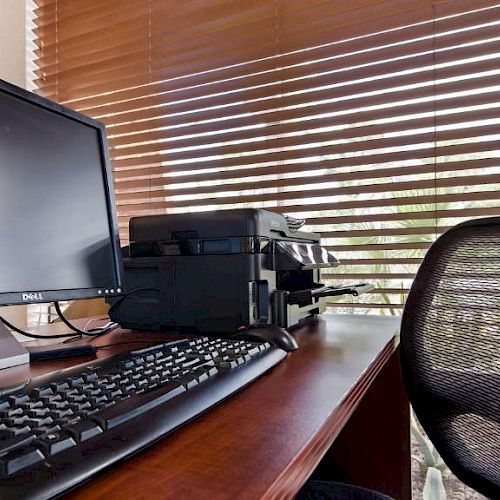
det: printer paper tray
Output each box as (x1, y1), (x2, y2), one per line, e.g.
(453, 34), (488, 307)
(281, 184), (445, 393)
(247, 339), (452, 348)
(286, 283), (374, 305)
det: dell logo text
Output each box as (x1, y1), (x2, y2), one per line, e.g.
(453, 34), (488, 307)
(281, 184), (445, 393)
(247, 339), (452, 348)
(21, 292), (44, 301)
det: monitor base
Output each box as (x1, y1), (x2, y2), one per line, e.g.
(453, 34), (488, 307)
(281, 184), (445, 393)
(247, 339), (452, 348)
(0, 321), (29, 370)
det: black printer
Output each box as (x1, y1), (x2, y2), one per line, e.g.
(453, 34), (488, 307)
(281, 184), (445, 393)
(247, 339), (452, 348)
(108, 209), (371, 334)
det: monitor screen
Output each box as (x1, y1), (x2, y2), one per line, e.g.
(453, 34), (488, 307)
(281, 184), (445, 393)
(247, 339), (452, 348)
(0, 81), (122, 305)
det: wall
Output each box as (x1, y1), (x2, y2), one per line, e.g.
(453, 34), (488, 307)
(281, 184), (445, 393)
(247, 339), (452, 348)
(0, 0), (27, 87)
(0, 0), (28, 327)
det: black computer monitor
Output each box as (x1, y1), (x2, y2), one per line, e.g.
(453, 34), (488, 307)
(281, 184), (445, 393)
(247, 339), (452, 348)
(0, 79), (123, 367)
(0, 79), (123, 305)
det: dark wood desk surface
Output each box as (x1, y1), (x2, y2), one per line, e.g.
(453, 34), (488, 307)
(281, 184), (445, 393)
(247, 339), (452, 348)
(0, 314), (405, 499)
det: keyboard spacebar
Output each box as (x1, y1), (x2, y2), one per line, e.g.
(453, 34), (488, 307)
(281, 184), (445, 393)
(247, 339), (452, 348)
(92, 382), (186, 430)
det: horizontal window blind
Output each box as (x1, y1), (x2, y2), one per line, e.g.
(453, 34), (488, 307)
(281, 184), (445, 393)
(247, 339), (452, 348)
(33, 0), (500, 314)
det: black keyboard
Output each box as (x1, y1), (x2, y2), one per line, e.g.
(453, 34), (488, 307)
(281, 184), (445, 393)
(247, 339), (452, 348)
(0, 336), (287, 499)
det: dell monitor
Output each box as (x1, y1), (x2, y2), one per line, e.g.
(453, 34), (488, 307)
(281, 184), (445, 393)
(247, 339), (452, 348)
(0, 79), (123, 368)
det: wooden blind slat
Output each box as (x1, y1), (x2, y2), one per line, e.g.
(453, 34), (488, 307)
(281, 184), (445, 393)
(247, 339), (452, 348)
(115, 157), (500, 196)
(115, 173), (500, 213)
(111, 138), (500, 183)
(104, 69), (500, 139)
(110, 105), (500, 160)
(78, 37), (500, 127)
(67, 15), (498, 118)
(92, 59), (500, 140)
(110, 122), (500, 171)
(320, 226), (451, 238)
(107, 83), (500, 150)
(114, 159), (499, 201)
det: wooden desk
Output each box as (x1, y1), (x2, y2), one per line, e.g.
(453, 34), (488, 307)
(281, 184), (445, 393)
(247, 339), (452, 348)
(0, 314), (410, 499)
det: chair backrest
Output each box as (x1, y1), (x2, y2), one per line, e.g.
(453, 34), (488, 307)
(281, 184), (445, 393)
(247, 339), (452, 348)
(400, 217), (500, 499)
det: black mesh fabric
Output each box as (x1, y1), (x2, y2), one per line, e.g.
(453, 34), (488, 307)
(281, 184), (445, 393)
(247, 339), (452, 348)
(297, 481), (393, 500)
(401, 217), (500, 499)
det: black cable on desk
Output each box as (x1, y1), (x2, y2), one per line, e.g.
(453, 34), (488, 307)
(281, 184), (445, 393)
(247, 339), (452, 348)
(0, 315), (80, 340)
(1, 288), (161, 342)
(54, 302), (102, 336)
(107, 287), (161, 314)
(55, 287), (160, 337)
(54, 302), (119, 337)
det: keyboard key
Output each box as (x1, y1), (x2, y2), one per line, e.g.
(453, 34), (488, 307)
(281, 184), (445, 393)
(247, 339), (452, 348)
(50, 381), (70, 392)
(0, 430), (15, 441)
(68, 394), (86, 403)
(62, 416), (82, 428)
(41, 394), (62, 404)
(26, 416), (54, 428)
(7, 425), (32, 436)
(0, 433), (35, 455)
(92, 381), (185, 430)
(219, 360), (239, 370)
(33, 425), (62, 436)
(52, 408), (74, 419)
(0, 407), (23, 418)
(66, 421), (103, 442)
(83, 388), (102, 397)
(0, 445), (44, 477)
(69, 376), (84, 386)
(70, 402), (92, 413)
(32, 387), (53, 398)
(5, 416), (30, 427)
(83, 371), (98, 382)
(48, 401), (69, 410)
(133, 380), (148, 390)
(35, 432), (76, 456)
(180, 358), (203, 369)
(121, 383), (136, 394)
(8, 395), (29, 405)
(192, 369), (209, 383)
(177, 374), (198, 389)
(28, 408), (51, 418)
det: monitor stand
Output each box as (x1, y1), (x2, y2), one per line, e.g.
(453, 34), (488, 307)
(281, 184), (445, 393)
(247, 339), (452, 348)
(0, 321), (29, 370)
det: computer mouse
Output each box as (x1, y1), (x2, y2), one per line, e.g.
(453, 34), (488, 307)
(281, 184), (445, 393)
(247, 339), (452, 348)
(236, 324), (299, 352)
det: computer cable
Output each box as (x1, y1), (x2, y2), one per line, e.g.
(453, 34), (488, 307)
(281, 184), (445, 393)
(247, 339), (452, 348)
(60, 320), (120, 344)
(0, 315), (82, 340)
(83, 317), (114, 331)
(0, 288), (162, 342)
(0, 308), (117, 341)
(54, 302), (118, 337)
(55, 288), (160, 337)
(107, 287), (161, 314)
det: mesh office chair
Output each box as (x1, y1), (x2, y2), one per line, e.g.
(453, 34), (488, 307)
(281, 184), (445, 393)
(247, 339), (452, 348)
(299, 217), (500, 499)
(400, 217), (500, 498)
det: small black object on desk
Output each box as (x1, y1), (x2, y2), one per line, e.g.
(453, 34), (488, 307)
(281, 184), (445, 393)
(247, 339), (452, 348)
(233, 324), (299, 352)
(27, 344), (97, 362)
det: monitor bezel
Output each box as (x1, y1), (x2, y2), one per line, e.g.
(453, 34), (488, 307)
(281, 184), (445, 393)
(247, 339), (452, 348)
(0, 79), (124, 306)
